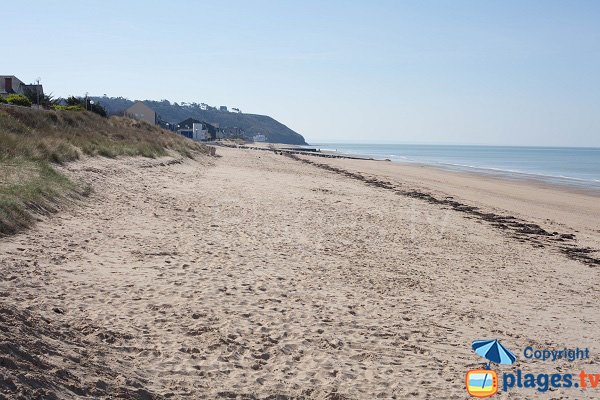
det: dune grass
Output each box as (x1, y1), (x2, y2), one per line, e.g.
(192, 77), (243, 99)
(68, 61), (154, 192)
(0, 159), (76, 235)
(0, 106), (207, 235)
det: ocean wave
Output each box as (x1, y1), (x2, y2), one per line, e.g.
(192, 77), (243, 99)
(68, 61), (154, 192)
(401, 160), (600, 186)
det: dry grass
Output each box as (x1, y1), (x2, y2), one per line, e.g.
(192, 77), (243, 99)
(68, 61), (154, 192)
(0, 159), (77, 235)
(0, 106), (208, 235)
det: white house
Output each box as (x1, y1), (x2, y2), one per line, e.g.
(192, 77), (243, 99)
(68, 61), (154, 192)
(176, 118), (217, 141)
(192, 123), (207, 141)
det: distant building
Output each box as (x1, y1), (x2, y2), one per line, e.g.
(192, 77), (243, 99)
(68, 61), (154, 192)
(176, 118), (217, 141)
(253, 134), (267, 142)
(0, 75), (44, 98)
(176, 117), (201, 131)
(125, 101), (158, 125)
(175, 118), (199, 139)
(223, 127), (245, 139)
(231, 107), (241, 113)
(219, 105), (228, 112)
(157, 120), (173, 130)
(0, 75), (24, 95)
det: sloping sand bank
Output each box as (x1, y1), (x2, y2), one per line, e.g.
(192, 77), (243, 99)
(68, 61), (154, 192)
(1, 148), (599, 399)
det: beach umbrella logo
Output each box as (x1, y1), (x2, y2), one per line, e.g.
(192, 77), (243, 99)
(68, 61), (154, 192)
(466, 339), (516, 398)
(472, 339), (517, 368)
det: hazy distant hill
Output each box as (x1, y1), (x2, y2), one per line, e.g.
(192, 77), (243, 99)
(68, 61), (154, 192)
(90, 97), (307, 145)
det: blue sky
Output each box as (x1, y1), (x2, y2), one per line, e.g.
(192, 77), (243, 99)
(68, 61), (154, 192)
(5, 1), (600, 146)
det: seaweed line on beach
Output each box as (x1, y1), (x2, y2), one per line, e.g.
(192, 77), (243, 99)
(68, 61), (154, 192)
(287, 154), (600, 267)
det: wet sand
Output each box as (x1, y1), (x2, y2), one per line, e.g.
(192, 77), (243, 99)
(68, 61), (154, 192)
(1, 147), (599, 399)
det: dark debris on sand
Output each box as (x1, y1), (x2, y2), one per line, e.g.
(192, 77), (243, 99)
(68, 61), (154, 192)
(289, 155), (600, 267)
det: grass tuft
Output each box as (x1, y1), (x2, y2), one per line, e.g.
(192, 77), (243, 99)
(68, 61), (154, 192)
(0, 158), (73, 235)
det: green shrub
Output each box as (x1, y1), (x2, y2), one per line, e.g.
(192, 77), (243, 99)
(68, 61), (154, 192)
(52, 105), (84, 112)
(6, 94), (32, 107)
(65, 96), (107, 117)
(0, 96), (6, 104)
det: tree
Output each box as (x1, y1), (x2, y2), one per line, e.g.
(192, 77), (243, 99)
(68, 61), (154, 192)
(23, 87), (57, 108)
(66, 96), (82, 106)
(65, 96), (107, 117)
(89, 101), (107, 117)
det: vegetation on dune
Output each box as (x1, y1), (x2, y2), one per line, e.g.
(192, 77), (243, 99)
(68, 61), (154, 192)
(0, 106), (208, 235)
(64, 96), (108, 117)
(4, 94), (32, 107)
(22, 87), (57, 108)
(0, 159), (76, 235)
(52, 105), (84, 112)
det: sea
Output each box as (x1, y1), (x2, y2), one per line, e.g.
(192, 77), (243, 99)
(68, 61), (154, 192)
(310, 144), (600, 190)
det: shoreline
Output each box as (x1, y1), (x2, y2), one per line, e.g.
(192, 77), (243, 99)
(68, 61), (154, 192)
(306, 143), (600, 193)
(294, 151), (600, 263)
(225, 141), (600, 195)
(389, 158), (600, 197)
(291, 153), (600, 267)
(392, 159), (600, 193)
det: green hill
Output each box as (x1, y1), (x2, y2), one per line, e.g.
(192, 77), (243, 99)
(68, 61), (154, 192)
(91, 97), (307, 145)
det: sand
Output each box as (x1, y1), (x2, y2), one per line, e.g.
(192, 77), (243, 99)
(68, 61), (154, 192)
(1, 147), (599, 399)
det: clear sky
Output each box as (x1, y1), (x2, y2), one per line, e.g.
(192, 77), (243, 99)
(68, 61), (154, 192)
(5, 1), (600, 146)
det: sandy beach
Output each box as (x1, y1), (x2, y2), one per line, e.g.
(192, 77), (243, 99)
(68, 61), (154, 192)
(1, 146), (599, 399)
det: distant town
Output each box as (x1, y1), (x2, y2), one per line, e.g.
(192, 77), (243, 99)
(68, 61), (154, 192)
(1, 74), (275, 144)
(123, 100), (265, 143)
